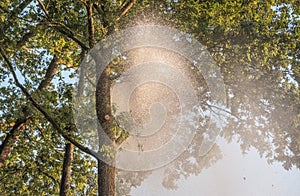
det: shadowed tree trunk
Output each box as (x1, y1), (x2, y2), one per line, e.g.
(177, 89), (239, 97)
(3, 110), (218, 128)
(96, 66), (116, 196)
(87, 1), (117, 194)
(98, 160), (116, 196)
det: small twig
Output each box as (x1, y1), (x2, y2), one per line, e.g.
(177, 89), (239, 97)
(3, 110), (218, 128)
(205, 102), (243, 121)
(85, 74), (96, 88)
(37, 0), (49, 19)
(116, 0), (137, 22)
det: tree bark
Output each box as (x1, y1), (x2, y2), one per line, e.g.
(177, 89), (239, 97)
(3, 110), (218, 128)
(90, 1), (138, 194)
(59, 142), (74, 196)
(96, 66), (116, 196)
(97, 160), (116, 196)
(0, 117), (29, 168)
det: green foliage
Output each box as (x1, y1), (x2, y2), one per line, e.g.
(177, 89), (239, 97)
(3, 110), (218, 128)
(0, 0), (299, 195)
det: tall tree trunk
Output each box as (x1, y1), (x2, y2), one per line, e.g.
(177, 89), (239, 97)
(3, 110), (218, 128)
(59, 142), (74, 196)
(89, 0), (137, 194)
(96, 66), (116, 196)
(97, 160), (116, 196)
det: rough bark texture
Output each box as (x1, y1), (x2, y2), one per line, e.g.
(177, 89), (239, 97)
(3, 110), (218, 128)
(96, 66), (116, 196)
(97, 160), (116, 196)
(92, 2), (138, 193)
(59, 143), (74, 196)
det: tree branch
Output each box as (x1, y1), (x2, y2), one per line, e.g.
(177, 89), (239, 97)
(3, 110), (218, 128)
(0, 47), (98, 159)
(92, 3), (114, 34)
(35, 159), (60, 184)
(37, 0), (49, 19)
(37, 0), (89, 50)
(50, 24), (89, 50)
(16, 32), (35, 48)
(116, 0), (137, 22)
(93, 0), (137, 34)
(38, 56), (59, 90)
(86, 0), (95, 48)
(0, 37), (57, 168)
(204, 102), (243, 121)
(0, 117), (30, 167)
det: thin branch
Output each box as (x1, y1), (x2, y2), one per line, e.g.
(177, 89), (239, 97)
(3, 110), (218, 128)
(37, 0), (49, 19)
(85, 74), (96, 88)
(205, 102), (243, 121)
(86, 0), (95, 48)
(38, 56), (59, 90)
(116, 0), (137, 22)
(92, 3), (114, 34)
(0, 47), (98, 159)
(45, 22), (80, 37)
(35, 159), (60, 184)
(16, 32), (35, 48)
(93, 0), (137, 34)
(41, 170), (59, 184)
(37, 0), (89, 50)
(120, 0), (130, 9)
(0, 47), (57, 168)
(51, 24), (89, 51)
(92, 3), (108, 26)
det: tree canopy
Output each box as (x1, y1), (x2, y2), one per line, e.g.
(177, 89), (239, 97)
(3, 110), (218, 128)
(0, 0), (299, 195)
